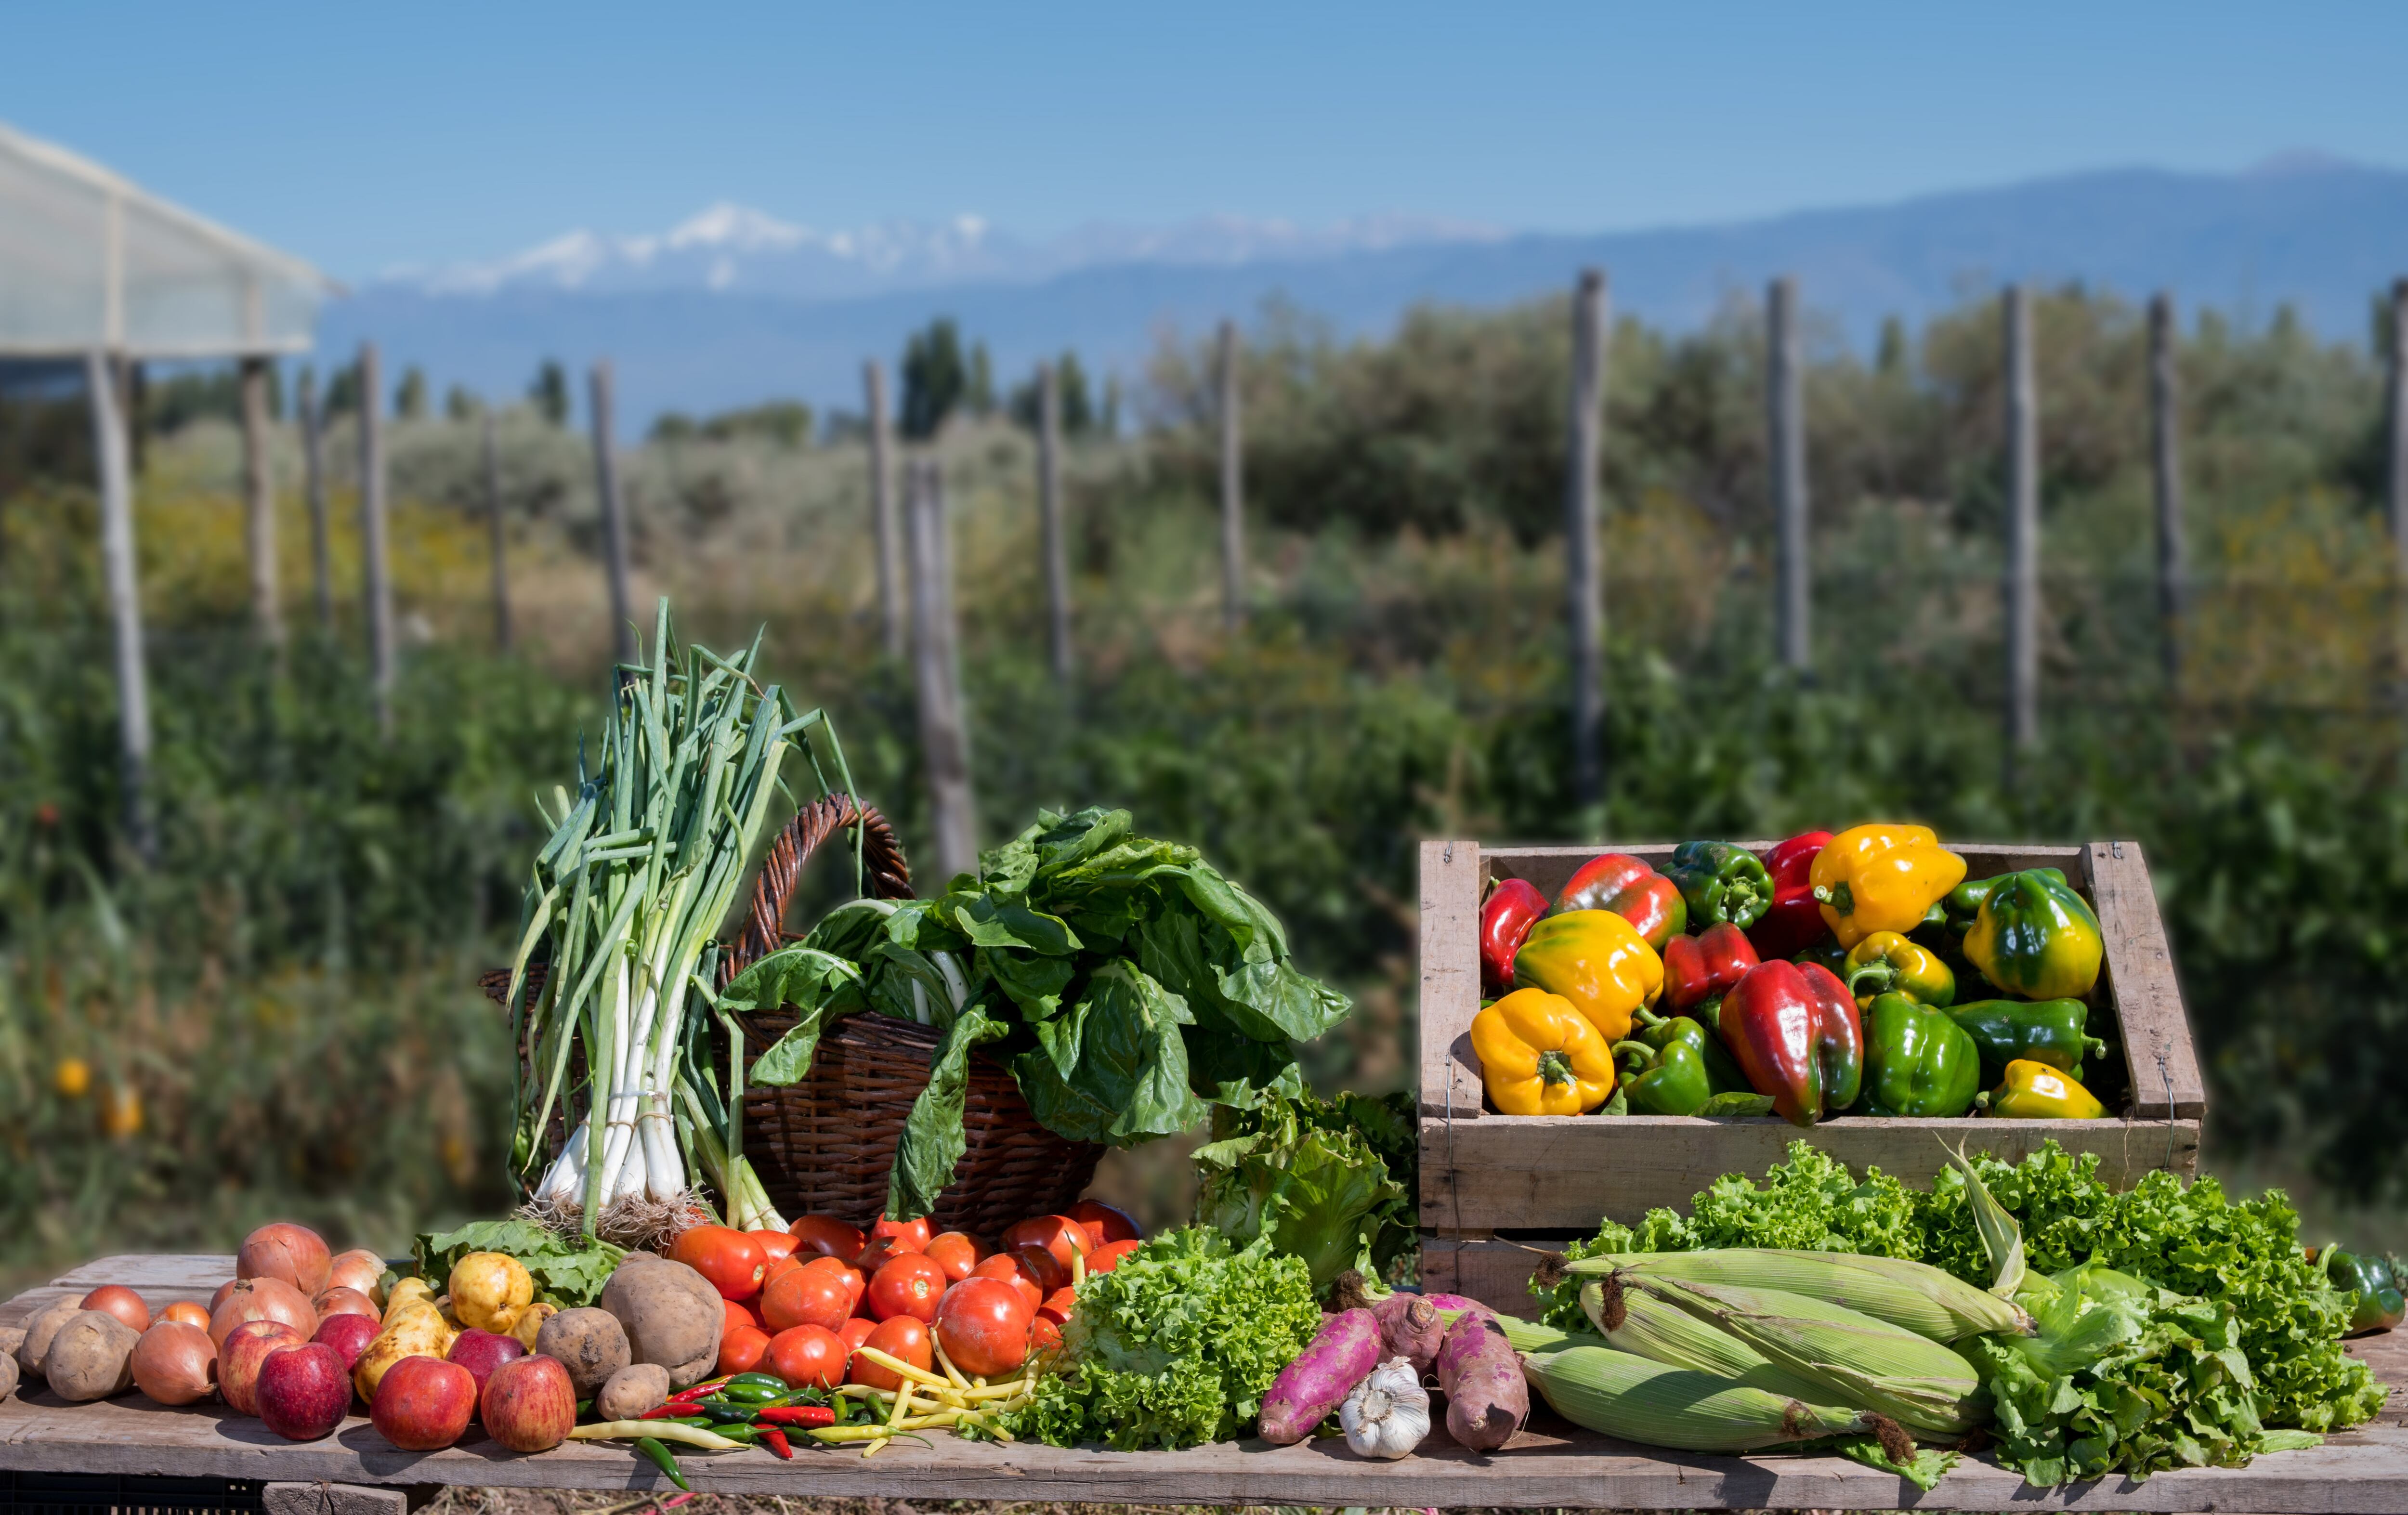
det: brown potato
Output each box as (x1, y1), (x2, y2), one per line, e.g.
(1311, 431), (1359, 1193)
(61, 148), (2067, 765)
(46, 1311), (139, 1402)
(16, 1298), (84, 1382)
(533, 1307), (628, 1397)
(598, 1258), (721, 1389)
(594, 1361), (670, 1421)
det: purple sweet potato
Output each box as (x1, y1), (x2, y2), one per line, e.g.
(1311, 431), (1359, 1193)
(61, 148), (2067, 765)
(1369, 1292), (1448, 1375)
(1256, 1307), (1382, 1445)
(1434, 1312), (1529, 1452)
(1419, 1292), (1496, 1320)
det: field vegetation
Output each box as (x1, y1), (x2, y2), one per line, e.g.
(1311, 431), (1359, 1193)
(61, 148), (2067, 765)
(3, 281), (2404, 1291)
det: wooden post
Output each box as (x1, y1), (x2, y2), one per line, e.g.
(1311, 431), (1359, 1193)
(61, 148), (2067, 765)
(1217, 320), (1245, 630)
(2148, 293), (2186, 689)
(589, 361), (634, 666)
(300, 369), (332, 633)
(905, 457), (978, 877)
(358, 341), (395, 731)
(86, 350), (153, 862)
(1767, 276), (1809, 673)
(2003, 285), (2040, 759)
(865, 360), (903, 658)
(1566, 270), (1610, 808)
(238, 355), (282, 647)
(1037, 361), (1072, 683)
(484, 410), (512, 653)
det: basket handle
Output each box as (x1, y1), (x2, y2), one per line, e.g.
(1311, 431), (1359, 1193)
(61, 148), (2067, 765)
(721, 794), (915, 980)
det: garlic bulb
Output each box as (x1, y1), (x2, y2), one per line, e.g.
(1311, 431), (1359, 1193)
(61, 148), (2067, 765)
(1339, 1355), (1431, 1460)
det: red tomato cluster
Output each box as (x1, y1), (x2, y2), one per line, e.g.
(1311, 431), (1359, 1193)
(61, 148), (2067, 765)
(676, 1201), (1143, 1391)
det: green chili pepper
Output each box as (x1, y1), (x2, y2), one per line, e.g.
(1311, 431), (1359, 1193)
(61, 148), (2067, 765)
(691, 1400), (762, 1424)
(635, 1437), (690, 1491)
(715, 1382), (788, 1404)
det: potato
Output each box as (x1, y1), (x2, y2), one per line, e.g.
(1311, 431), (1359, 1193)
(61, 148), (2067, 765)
(382, 1277), (436, 1323)
(598, 1258), (721, 1389)
(594, 1362), (670, 1421)
(534, 1307), (629, 1397)
(0, 1347), (19, 1402)
(510, 1301), (558, 1352)
(352, 1299), (457, 1401)
(16, 1297), (84, 1381)
(46, 1311), (139, 1402)
(448, 1253), (534, 1334)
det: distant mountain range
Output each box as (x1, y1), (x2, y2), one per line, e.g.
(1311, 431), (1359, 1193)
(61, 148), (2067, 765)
(318, 156), (2408, 427)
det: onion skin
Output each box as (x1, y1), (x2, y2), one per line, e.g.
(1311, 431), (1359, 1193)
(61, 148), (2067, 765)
(81, 1285), (151, 1334)
(238, 1224), (333, 1298)
(326, 1250), (387, 1306)
(131, 1321), (218, 1406)
(209, 1280), (238, 1315)
(313, 1287), (379, 1321)
(161, 1302), (212, 1330)
(209, 1277), (317, 1351)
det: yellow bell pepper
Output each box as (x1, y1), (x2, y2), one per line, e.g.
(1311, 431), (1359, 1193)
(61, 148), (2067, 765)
(1512, 908), (1665, 1044)
(1986, 1058), (2107, 1119)
(1809, 823), (1967, 949)
(1472, 988), (1618, 1115)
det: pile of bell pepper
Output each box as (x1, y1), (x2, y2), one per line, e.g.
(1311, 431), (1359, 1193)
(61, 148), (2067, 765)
(1473, 823), (2117, 1127)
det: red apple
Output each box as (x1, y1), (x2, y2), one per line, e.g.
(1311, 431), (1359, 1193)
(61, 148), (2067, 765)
(220, 1320), (305, 1415)
(311, 1312), (380, 1373)
(479, 1353), (576, 1453)
(257, 1342), (352, 1442)
(370, 1355), (476, 1451)
(445, 1328), (525, 1404)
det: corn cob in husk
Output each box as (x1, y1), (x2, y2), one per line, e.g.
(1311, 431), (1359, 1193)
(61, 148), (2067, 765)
(1568, 1248), (2031, 1340)
(1625, 1273), (1990, 1436)
(1579, 1277), (1835, 1405)
(1523, 1345), (1915, 1461)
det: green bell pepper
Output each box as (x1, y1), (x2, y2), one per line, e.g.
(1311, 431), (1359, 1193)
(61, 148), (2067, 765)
(2319, 1244), (2408, 1335)
(1664, 840), (1774, 930)
(1613, 1038), (1714, 1115)
(1842, 930), (1956, 1006)
(1962, 869), (2105, 1000)
(1633, 1009), (1751, 1094)
(1942, 997), (2107, 1083)
(1858, 991), (1982, 1117)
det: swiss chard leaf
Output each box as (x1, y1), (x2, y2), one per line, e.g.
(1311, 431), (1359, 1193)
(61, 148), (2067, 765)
(412, 1219), (625, 1308)
(716, 945), (860, 1016)
(954, 895), (1082, 955)
(1012, 961), (1206, 1145)
(979, 947), (1078, 1021)
(884, 1002), (1010, 1220)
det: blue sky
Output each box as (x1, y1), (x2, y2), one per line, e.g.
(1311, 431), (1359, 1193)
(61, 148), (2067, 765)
(11, 2), (2408, 279)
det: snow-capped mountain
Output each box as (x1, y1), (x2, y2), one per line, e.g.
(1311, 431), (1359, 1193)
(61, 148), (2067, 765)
(388, 205), (1506, 300)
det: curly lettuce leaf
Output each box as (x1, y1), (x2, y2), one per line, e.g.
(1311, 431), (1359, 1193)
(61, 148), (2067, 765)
(1193, 1088), (1415, 1291)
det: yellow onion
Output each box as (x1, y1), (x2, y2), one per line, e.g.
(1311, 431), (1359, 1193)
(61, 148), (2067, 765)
(131, 1320), (218, 1406)
(209, 1277), (316, 1350)
(237, 1223), (332, 1297)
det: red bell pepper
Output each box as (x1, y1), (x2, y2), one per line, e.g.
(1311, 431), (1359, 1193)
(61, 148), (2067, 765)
(1479, 877), (1549, 994)
(1745, 831), (1837, 961)
(1716, 959), (1863, 1127)
(1550, 853), (1688, 950)
(1662, 922), (1758, 1016)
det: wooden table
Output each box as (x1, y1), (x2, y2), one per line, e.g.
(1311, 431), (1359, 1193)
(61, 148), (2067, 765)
(7, 1255), (2408, 1513)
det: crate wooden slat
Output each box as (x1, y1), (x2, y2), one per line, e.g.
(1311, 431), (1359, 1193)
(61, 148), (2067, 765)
(1418, 837), (2206, 1246)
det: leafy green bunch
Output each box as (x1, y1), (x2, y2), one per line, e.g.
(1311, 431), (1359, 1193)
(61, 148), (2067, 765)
(1005, 1228), (1321, 1450)
(720, 806), (1351, 1218)
(411, 1217), (625, 1308)
(1192, 1088), (1417, 1292)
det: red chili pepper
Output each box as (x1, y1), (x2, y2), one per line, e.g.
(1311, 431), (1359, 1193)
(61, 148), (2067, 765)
(1479, 878), (1548, 994)
(755, 1404), (837, 1427)
(1661, 921), (1759, 1015)
(759, 1427), (795, 1460)
(1717, 959), (1863, 1126)
(1745, 832), (1838, 961)
(637, 1404), (685, 1421)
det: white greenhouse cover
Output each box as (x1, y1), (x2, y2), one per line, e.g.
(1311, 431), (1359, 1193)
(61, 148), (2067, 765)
(0, 119), (334, 359)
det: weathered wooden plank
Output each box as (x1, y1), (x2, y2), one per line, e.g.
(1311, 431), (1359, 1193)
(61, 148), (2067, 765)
(1418, 838), (1485, 1123)
(1425, 1115), (2200, 1232)
(1419, 1234), (1575, 1316)
(2084, 839), (2206, 1119)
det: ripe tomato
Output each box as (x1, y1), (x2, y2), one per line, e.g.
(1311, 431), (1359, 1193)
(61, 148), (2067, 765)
(749, 1229), (799, 1267)
(788, 1215), (866, 1262)
(798, 1254), (865, 1315)
(766, 1324), (847, 1391)
(759, 1264), (851, 1334)
(671, 1225), (767, 1301)
(1029, 1314), (1062, 1353)
(837, 1315), (878, 1364)
(1001, 1215), (1091, 1274)
(1037, 1287), (1078, 1327)
(1006, 1243), (1068, 1294)
(1068, 1200), (1142, 1248)
(715, 1323), (771, 1377)
(869, 1215), (932, 1253)
(971, 1253), (1043, 1314)
(934, 1277), (1032, 1378)
(1085, 1239), (1143, 1274)
(924, 1231), (987, 1282)
(848, 1316), (932, 1391)
(866, 1254), (949, 1324)
(722, 1297), (761, 1335)
(852, 1234), (913, 1275)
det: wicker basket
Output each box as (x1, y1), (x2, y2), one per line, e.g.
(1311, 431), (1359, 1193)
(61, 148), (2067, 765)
(487, 794), (1103, 1240)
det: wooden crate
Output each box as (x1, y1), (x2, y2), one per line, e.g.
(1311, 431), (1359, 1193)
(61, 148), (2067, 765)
(1416, 838), (2207, 1315)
